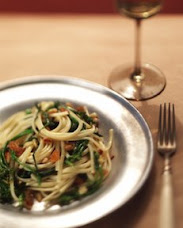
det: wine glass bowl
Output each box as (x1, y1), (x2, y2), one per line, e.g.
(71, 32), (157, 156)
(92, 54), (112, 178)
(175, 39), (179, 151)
(109, 0), (166, 101)
(117, 0), (163, 19)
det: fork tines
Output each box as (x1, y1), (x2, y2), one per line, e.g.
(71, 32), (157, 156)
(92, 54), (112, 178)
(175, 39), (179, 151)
(158, 103), (176, 156)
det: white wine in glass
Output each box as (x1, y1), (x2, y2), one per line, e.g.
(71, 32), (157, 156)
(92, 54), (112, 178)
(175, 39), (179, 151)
(109, 0), (166, 100)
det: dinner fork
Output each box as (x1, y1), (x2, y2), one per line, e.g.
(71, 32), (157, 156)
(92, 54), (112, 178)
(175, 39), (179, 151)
(157, 103), (176, 228)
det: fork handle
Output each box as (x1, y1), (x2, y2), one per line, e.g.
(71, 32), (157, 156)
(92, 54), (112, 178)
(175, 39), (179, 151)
(159, 169), (175, 228)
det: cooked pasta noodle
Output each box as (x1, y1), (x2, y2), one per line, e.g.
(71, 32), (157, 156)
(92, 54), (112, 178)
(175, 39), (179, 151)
(0, 101), (113, 209)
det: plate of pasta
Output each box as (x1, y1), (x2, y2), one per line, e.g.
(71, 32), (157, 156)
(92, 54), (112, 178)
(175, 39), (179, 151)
(0, 76), (153, 228)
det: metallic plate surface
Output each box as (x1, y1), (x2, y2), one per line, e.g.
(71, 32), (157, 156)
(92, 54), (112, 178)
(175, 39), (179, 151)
(0, 76), (154, 228)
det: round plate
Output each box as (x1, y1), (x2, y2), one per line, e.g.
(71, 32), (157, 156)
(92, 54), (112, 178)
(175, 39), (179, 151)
(0, 76), (154, 228)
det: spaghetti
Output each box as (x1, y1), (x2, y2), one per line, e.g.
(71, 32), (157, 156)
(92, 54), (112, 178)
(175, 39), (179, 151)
(0, 101), (113, 209)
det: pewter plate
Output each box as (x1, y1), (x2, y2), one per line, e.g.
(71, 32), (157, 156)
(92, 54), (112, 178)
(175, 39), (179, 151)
(0, 76), (154, 228)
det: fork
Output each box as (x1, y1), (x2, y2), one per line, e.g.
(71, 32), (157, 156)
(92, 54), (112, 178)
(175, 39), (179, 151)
(157, 103), (176, 228)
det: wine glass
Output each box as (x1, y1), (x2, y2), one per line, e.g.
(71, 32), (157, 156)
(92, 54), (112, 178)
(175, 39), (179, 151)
(109, 0), (166, 100)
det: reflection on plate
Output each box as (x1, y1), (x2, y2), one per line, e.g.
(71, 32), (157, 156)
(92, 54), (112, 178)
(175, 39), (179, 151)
(0, 76), (153, 228)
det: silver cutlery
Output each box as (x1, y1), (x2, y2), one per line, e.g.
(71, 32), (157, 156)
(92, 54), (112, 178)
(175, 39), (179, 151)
(157, 103), (176, 228)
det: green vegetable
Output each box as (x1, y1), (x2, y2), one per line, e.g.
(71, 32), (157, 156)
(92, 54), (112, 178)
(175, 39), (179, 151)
(45, 101), (61, 111)
(0, 128), (34, 168)
(17, 167), (57, 179)
(59, 178), (103, 205)
(69, 115), (79, 132)
(0, 148), (8, 170)
(60, 151), (104, 205)
(41, 111), (50, 127)
(87, 151), (104, 191)
(26, 135), (38, 143)
(16, 169), (32, 179)
(10, 150), (41, 184)
(38, 167), (57, 178)
(53, 101), (61, 109)
(11, 128), (34, 142)
(18, 193), (24, 207)
(0, 150), (12, 204)
(25, 109), (32, 115)
(32, 153), (38, 172)
(41, 111), (58, 130)
(94, 151), (100, 170)
(59, 188), (80, 205)
(74, 110), (94, 124)
(0, 127), (39, 204)
(0, 180), (12, 203)
(35, 102), (41, 112)
(65, 140), (88, 165)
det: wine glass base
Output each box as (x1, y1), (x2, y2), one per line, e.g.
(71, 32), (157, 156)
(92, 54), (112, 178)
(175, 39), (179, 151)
(109, 63), (166, 101)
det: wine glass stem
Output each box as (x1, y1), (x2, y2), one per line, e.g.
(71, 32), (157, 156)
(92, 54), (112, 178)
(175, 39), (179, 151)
(133, 19), (142, 79)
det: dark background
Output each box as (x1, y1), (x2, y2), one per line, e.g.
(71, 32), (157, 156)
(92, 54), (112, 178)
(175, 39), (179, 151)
(0, 0), (182, 14)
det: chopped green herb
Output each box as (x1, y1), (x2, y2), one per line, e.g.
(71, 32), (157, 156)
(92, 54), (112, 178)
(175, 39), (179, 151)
(38, 167), (56, 178)
(0, 148), (9, 169)
(16, 169), (31, 179)
(74, 110), (94, 124)
(10, 150), (41, 185)
(45, 101), (61, 111)
(41, 111), (58, 130)
(18, 193), (24, 207)
(25, 109), (32, 115)
(32, 153), (38, 172)
(0, 180), (13, 203)
(59, 175), (103, 205)
(0, 128), (34, 168)
(10, 128), (34, 142)
(69, 115), (79, 132)
(53, 101), (61, 109)
(65, 140), (88, 165)
(35, 102), (41, 112)
(59, 188), (80, 205)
